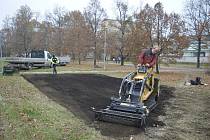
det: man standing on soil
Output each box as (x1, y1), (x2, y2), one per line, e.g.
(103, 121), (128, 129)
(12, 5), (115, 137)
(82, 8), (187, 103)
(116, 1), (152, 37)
(51, 55), (59, 75)
(138, 46), (160, 68)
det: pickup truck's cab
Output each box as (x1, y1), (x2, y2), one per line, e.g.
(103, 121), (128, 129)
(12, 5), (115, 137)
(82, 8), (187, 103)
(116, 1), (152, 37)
(31, 50), (52, 59)
(30, 50), (52, 67)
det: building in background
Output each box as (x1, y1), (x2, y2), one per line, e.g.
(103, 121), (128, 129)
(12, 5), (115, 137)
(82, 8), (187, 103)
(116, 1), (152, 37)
(177, 36), (210, 63)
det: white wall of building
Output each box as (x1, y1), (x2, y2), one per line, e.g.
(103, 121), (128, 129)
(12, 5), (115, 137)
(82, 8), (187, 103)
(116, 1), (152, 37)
(176, 46), (210, 63)
(176, 56), (209, 63)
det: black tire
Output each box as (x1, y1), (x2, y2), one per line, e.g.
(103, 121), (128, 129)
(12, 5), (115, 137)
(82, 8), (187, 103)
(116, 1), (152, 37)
(95, 112), (102, 121)
(26, 63), (33, 70)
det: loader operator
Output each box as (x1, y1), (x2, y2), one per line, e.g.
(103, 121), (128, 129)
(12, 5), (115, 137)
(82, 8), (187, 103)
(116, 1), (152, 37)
(138, 47), (160, 68)
(137, 47), (160, 91)
(51, 55), (59, 75)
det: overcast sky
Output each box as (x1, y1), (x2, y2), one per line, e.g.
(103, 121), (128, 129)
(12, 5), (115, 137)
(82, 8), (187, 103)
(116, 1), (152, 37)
(0, 0), (185, 28)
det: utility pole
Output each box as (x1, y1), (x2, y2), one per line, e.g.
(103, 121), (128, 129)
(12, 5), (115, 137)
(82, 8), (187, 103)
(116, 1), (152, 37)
(102, 18), (112, 70)
(104, 27), (107, 70)
(0, 31), (3, 74)
(0, 31), (2, 58)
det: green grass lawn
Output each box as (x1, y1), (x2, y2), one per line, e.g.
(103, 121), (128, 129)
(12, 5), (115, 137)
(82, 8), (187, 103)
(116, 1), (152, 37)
(0, 75), (102, 140)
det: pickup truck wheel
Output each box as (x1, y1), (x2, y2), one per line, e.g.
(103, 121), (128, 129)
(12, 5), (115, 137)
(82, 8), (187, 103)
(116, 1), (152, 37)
(26, 63), (33, 70)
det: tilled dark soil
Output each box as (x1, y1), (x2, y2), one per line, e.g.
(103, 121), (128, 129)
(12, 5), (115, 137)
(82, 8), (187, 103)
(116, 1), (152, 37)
(23, 74), (175, 138)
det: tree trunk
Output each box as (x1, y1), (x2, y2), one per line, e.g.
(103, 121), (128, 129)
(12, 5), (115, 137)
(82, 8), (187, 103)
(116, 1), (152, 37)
(155, 56), (159, 74)
(120, 33), (124, 66)
(149, 29), (153, 47)
(197, 37), (201, 68)
(24, 32), (28, 57)
(71, 51), (75, 63)
(78, 57), (81, 65)
(93, 12), (97, 68)
(156, 16), (160, 73)
(93, 39), (97, 67)
(59, 31), (63, 56)
(120, 54), (124, 66)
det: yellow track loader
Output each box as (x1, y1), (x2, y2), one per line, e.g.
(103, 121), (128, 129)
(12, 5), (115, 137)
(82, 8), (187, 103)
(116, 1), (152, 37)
(93, 66), (160, 127)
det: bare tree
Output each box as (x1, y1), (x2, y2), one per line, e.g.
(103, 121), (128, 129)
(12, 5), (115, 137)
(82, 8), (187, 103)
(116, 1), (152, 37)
(14, 5), (33, 57)
(39, 21), (53, 51)
(130, 4), (156, 65)
(115, 0), (132, 66)
(2, 8), (47, 56)
(2, 16), (13, 56)
(164, 13), (189, 56)
(102, 21), (122, 61)
(126, 19), (149, 66)
(184, 0), (210, 68)
(64, 11), (92, 64)
(136, 4), (155, 48)
(128, 2), (188, 68)
(84, 0), (107, 67)
(153, 2), (165, 73)
(30, 18), (44, 50)
(46, 6), (66, 56)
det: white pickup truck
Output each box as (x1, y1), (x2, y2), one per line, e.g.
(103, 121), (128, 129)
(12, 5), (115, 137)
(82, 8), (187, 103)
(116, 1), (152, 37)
(5, 50), (70, 70)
